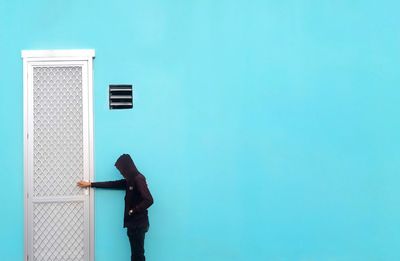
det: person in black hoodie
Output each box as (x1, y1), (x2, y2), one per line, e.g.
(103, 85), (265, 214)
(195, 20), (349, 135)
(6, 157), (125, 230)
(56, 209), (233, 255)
(77, 154), (153, 261)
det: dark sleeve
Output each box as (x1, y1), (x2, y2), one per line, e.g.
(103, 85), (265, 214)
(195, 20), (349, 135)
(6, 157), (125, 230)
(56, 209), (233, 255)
(91, 179), (126, 189)
(134, 176), (154, 212)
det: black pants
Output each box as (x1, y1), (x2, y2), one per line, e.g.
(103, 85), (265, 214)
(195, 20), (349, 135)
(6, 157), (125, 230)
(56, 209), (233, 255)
(127, 226), (149, 261)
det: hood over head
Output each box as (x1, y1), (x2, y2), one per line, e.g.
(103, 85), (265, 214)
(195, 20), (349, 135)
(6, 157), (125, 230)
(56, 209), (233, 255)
(115, 154), (140, 179)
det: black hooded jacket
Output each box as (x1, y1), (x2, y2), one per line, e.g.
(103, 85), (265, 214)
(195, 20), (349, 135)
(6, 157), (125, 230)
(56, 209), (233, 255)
(91, 154), (154, 228)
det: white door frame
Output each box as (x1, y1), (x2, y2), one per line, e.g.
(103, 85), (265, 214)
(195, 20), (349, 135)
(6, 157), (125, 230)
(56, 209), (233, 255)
(22, 50), (95, 261)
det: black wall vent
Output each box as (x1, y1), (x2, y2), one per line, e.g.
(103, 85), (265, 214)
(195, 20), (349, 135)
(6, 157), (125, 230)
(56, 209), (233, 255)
(109, 85), (133, 109)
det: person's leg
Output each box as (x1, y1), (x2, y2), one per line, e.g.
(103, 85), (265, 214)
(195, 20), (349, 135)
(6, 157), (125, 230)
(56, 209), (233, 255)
(127, 226), (148, 261)
(127, 228), (135, 261)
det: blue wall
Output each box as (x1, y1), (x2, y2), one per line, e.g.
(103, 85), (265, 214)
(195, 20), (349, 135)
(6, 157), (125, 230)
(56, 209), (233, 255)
(1, 0), (400, 260)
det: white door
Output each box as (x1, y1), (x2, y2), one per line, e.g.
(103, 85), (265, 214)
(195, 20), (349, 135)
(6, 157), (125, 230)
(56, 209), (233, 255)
(23, 50), (95, 261)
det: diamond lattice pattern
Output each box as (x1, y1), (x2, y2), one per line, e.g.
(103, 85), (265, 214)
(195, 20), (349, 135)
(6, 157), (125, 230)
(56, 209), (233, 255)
(33, 202), (85, 261)
(33, 66), (83, 197)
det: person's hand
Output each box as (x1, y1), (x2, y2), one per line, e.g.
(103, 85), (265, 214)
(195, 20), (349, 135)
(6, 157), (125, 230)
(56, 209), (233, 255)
(77, 180), (91, 188)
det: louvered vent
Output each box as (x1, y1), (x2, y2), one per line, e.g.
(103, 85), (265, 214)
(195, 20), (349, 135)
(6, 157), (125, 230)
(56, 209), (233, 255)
(109, 85), (133, 109)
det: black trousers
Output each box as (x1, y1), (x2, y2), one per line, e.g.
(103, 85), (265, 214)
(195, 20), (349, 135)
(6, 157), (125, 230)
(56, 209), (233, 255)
(127, 226), (149, 261)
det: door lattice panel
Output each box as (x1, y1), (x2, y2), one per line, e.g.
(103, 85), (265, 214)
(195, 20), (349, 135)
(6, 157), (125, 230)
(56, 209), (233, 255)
(24, 51), (94, 261)
(33, 66), (83, 197)
(33, 202), (85, 261)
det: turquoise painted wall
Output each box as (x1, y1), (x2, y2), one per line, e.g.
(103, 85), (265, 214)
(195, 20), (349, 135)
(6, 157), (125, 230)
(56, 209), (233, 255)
(1, 0), (400, 260)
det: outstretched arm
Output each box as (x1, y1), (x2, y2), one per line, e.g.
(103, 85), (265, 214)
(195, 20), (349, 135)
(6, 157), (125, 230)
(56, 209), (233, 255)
(77, 179), (126, 189)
